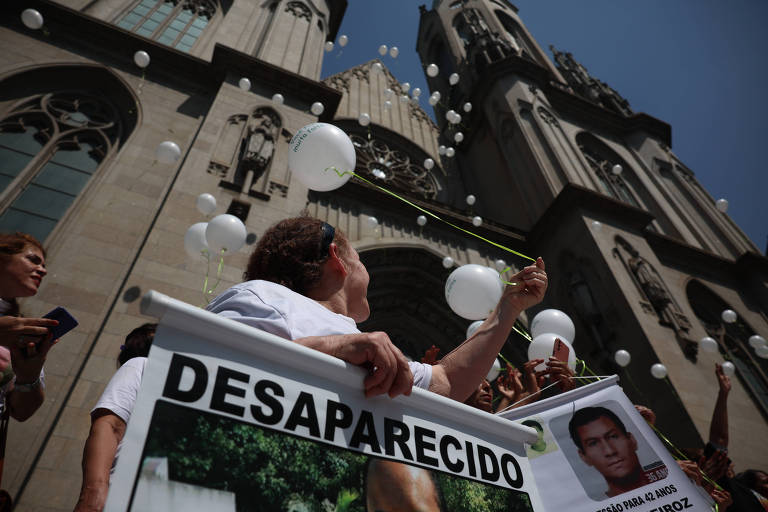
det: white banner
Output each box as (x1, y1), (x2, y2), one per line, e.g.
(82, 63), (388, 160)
(105, 292), (544, 511)
(499, 377), (714, 512)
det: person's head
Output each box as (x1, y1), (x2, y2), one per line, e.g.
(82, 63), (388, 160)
(0, 232), (47, 302)
(736, 470), (768, 497)
(118, 323), (157, 366)
(245, 217), (370, 321)
(569, 407), (641, 482)
(463, 379), (493, 412)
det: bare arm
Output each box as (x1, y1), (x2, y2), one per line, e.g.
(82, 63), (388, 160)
(7, 335), (56, 421)
(708, 363), (730, 448)
(293, 331), (413, 398)
(430, 258), (548, 401)
(74, 410), (126, 512)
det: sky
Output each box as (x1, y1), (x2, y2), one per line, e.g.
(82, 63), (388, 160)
(320, 0), (767, 253)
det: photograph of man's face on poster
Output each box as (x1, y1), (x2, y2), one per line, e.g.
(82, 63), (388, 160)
(549, 401), (668, 500)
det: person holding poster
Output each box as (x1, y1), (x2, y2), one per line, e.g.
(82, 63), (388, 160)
(207, 216), (548, 402)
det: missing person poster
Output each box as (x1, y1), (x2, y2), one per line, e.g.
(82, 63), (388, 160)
(499, 377), (715, 512)
(105, 292), (544, 511)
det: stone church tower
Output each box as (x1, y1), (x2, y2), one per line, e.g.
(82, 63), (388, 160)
(1, 0), (767, 508)
(417, 0), (768, 469)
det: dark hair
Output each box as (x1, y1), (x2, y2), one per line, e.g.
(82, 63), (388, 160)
(735, 469), (768, 491)
(118, 323), (157, 366)
(244, 217), (349, 295)
(0, 232), (46, 317)
(568, 406), (628, 451)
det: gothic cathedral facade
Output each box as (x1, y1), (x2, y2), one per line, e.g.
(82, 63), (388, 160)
(0, 0), (766, 509)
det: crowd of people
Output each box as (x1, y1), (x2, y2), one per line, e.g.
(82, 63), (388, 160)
(1, 219), (766, 511)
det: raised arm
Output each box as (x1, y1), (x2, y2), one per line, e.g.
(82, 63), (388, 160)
(429, 258), (547, 401)
(708, 363), (730, 448)
(74, 411), (126, 512)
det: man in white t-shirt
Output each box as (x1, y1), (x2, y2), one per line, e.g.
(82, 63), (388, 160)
(206, 217), (548, 402)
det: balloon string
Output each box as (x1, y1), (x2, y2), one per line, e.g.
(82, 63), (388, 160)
(327, 168), (535, 263)
(202, 249), (226, 304)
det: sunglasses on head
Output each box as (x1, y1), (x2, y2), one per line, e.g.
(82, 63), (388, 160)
(320, 222), (335, 257)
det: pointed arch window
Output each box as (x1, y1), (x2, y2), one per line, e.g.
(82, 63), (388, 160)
(0, 93), (122, 241)
(576, 132), (642, 209)
(686, 280), (768, 418)
(116, 0), (217, 52)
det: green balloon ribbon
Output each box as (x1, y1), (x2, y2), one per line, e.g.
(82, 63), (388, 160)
(327, 167), (536, 265)
(200, 248), (226, 306)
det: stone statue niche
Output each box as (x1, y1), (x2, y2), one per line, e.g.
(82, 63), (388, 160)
(613, 236), (696, 360)
(236, 107), (280, 195)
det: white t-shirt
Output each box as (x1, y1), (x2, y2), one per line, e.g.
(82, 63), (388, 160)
(92, 356), (146, 477)
(206, 280), (432, 390)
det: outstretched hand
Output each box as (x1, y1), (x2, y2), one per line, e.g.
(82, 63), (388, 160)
(541, 356), (576, 392)
(502, 258), (547, 312)
(11, 332), (57, 384)
(0, 316), (58, 349)
(715, 363), (731, 395)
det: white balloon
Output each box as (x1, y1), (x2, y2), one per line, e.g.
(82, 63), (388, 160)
(438, 145), (447, 155)
(384, 88), (394, 99)
(450, 113), (462, 125)
(417, 215), (427, 226)
(184, 222), (209, 258)
(748, 335), (767, 349)
(494, 259), (507, 272)
(531, 309), (575, 344)
(371, 62), (383, 73)
(423, 158), (434, 170)
(412, 87), (421, 98)
(472, 216), (482, 227)
(324, 41), (334, 52)
(699, 336), (718, 353)
(715, 198), (729, 213)
(466, 194), (476, 205)
(238, 78), (251, 91)
(428, 96), (439, 106)
(486, 358), (503, 381)
(528, 333), (577, 371)
(463, 102), (472, 112)
(756, 345), (768, 359)
(133, 50), (150, 68)
(721, 309), (737, 324)
(446, 147), (455, 157)
(272, 93), (284, 104)
(445, 264), (504, 320)
(389, 46), (399, 58)
(367, 216), (378, 228)
(466, 320), (484, 338)
(339, 34), (348, 47)
(383, 100), (392, 111)
(591, 220), (603, 231)
(372, 169), (386, 179)
(310, 102), (324, 115)
(21, 9), (44, 29)
(614, 349), (631, 367)
(446, 110), (457, 121)
(402, 82), (411, 93)
(288, 123), (355, 192)
(449, 73), (460, 85)
(205, 214), (246, 253)
(432, 91), (441, 101)
(156, 141), (181, 163)
(195, 193), (217, 215)
(442, 256), (454, 269)
(358, 113), (371, 126)
(650, 363), (668, 379)
(612, 164), (623, 175)
(454, 132), (464, 143)
(378, 44), (388, 56)
(399, 95), (409, 104)
(426, 63), (439, 77)
(721, 361), (735, 377)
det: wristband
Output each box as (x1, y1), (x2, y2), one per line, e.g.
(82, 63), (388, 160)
(14, 376), (42, 393)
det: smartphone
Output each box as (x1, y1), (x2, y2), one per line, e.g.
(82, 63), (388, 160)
(552, 338), (570, 363)
(43, 307), (78, 340)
